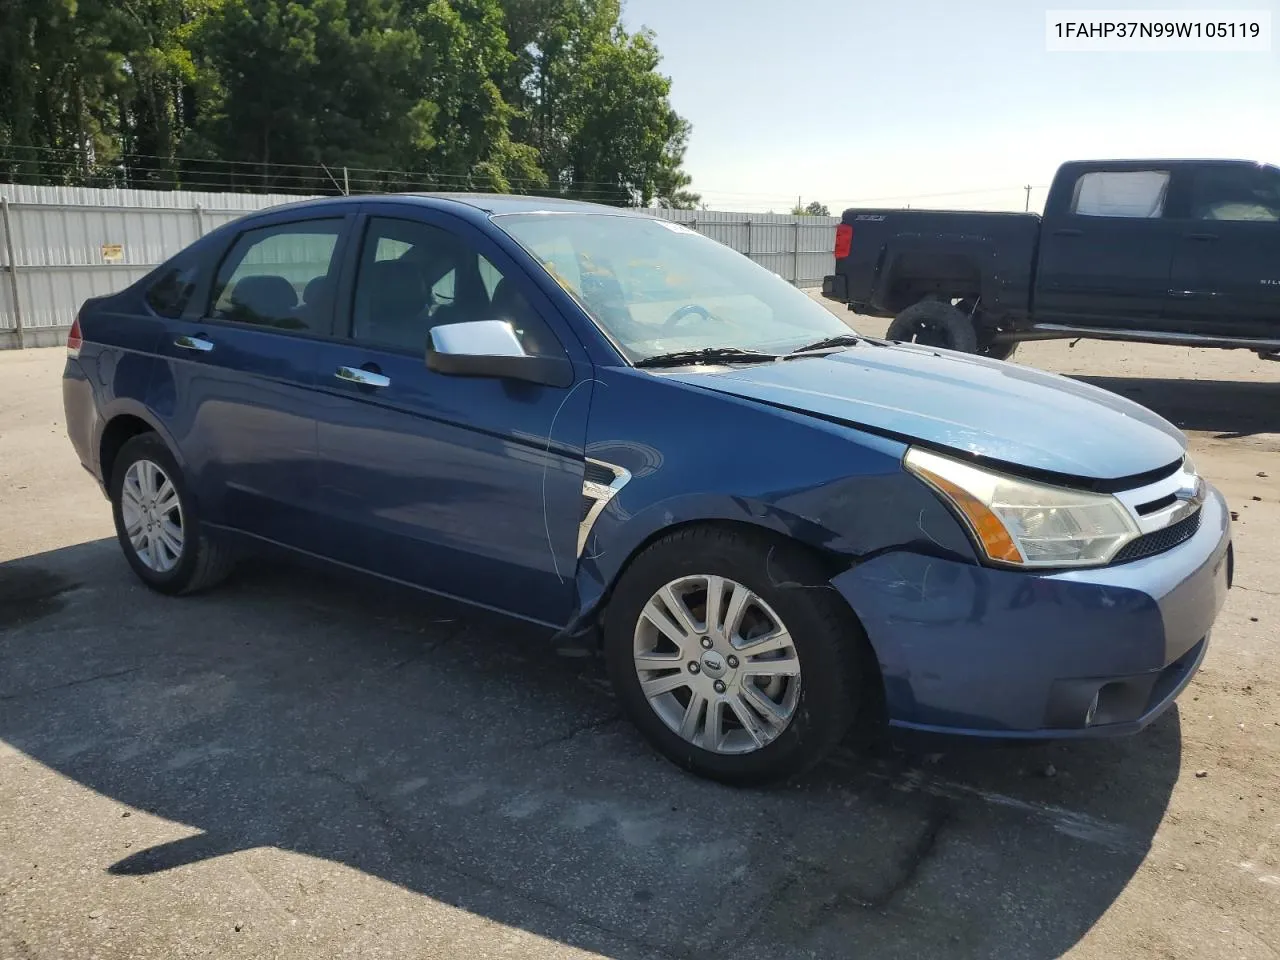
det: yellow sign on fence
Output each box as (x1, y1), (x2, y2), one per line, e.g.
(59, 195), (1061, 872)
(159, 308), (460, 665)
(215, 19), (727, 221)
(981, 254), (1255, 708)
(100, 243), (124, 263)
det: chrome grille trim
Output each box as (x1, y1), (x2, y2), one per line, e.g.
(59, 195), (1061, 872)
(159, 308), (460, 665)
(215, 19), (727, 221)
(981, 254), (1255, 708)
(1113, 457), (1205, 537)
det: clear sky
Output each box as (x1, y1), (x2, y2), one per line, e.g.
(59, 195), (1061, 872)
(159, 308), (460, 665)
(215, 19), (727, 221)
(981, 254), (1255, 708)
(620, 0), (1280, 212)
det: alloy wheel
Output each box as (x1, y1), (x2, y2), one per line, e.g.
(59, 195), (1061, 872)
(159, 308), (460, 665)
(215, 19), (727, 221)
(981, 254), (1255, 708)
(632, 574), (802, 755)
(120, 459), (185, 573)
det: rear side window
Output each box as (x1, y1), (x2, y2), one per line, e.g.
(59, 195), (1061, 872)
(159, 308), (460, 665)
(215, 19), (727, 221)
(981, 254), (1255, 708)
(210, 219), (344, 332)
(145, 261), (199, 318)
(1190, 166), (1280, 222)
(1071, 171), (1170, 219)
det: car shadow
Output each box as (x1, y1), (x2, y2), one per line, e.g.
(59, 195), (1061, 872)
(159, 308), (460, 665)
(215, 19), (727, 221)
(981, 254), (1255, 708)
(0, 540), (1183, 959)
(1075, 375), (1280, 439)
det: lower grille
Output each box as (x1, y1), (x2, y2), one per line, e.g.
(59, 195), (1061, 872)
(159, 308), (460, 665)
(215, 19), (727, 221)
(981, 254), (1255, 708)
(1112, 509), (1202, 564)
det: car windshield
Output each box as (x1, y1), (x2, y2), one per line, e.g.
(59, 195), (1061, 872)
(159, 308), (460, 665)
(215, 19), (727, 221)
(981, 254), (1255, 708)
(492, 213), (852, 362)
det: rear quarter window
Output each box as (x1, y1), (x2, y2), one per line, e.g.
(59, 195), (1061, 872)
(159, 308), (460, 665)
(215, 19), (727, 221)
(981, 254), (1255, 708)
(1071, 171), (1170, 218)
(145, 261), (200, 319)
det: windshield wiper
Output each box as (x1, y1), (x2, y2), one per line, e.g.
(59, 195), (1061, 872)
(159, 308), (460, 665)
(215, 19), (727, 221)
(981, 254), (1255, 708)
(634, 347), (780, 369)
(786, 333), (862, 356)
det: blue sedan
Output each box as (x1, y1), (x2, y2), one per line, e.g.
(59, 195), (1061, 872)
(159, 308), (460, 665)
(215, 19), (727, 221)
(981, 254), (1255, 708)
(62, 194), (1233, 784)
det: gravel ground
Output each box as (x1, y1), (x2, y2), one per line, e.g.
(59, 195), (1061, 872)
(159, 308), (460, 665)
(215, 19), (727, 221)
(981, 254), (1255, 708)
(1, 319), (1277, 960)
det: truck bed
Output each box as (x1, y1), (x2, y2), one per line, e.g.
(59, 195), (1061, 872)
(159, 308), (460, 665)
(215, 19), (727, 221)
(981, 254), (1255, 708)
(824, 209), (1041, 321)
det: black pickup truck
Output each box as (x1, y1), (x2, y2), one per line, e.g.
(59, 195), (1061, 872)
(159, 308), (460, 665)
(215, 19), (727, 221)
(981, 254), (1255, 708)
(822, 158), (1280, 362)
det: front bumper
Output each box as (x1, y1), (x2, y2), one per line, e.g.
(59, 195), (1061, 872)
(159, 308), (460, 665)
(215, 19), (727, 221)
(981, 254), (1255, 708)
(832, 485), (1232, 739)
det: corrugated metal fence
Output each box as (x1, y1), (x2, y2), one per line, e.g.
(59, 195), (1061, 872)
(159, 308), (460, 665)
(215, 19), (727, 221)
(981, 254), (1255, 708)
(0, 184), (838, 348)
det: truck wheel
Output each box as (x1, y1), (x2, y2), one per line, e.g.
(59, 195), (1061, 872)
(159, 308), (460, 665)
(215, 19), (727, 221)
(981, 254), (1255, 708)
(979, 340), (1019, 361)
(886, 300), (979, 353)
(954, 299), (1019, 361)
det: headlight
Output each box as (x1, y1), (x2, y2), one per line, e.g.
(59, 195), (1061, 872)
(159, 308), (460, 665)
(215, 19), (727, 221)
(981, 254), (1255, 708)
(904, 447), (1140, 568)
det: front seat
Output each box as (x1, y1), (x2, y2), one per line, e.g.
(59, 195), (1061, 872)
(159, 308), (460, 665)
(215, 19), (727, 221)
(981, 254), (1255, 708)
(358, 260), (431, 352)
(488, 278), (551, 356)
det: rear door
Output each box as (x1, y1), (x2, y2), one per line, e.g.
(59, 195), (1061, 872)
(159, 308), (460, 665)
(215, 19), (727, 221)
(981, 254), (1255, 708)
(1034, 166), (1178, 329)
(309, 203), (592, 626)
(1166, 163), (1280, 339)
(148, 208), (356, 550)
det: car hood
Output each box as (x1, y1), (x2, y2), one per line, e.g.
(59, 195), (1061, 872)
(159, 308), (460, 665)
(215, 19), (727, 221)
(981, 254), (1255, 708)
(662, 342), (1186, 483)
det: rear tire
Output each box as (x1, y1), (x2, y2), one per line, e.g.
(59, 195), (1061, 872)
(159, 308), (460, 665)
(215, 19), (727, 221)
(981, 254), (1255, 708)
(886, 299), (979, 353)
(603, 526), (866, 786)
(109, 433), (235, 595)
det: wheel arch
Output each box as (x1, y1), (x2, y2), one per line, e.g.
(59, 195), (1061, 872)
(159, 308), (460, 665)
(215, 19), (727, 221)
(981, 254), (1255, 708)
(571, 510), (888, 727)
(97, 403), (178, 487)
(876, 243), (993, 314)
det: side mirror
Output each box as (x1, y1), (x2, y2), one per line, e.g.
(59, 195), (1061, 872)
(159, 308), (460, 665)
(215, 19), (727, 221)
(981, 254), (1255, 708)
(426, 320), (573, 388)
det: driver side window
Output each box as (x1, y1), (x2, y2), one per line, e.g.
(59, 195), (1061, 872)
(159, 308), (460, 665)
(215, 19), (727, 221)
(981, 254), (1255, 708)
(349, 216), (565, 358)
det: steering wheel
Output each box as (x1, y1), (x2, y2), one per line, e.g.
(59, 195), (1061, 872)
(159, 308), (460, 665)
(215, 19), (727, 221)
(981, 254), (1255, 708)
(662, 303), (718, 332)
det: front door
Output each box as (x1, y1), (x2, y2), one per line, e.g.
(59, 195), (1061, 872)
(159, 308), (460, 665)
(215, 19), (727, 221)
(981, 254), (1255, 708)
(310, 205), (592, 627)
(149, 211), (354, 551)
(1034, 167), (1178, 329)
(1167, 163), (1280, 340)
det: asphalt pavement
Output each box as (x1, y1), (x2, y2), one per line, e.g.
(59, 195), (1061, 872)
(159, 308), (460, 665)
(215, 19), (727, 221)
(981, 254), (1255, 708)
(1, 326), (1277, 960)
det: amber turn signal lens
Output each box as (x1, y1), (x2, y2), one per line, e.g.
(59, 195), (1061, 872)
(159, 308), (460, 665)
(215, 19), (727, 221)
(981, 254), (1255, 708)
(909, 463), (1023, 564)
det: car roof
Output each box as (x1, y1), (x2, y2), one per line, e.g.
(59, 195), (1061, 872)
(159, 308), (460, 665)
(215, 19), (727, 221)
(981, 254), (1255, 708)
(1062, 158), (1275, 169)
(242, 192), (653, 219)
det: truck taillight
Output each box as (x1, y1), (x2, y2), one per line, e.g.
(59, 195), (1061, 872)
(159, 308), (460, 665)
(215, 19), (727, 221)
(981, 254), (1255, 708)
(834, 224), (853, 259)
(67, 317), (82, 357)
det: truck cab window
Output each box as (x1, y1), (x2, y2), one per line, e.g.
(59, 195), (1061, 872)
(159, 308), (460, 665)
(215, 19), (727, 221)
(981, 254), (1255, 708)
(1071, 171), (1170, 218)
(1191, 166), (1280, 222)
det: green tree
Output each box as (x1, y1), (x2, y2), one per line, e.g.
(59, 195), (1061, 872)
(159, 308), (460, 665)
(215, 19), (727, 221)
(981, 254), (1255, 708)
(410, 0), (546, 191)
(191, 0), (437, 190)
(0, 0), (696, 202)
(499, 0), (695, 205)
(560, 20), (673, 204)
(791, 199), (829, 216)
(650, 115), (699, 208)
(115, 0), (207, 185)
(0, 0), (129, 182)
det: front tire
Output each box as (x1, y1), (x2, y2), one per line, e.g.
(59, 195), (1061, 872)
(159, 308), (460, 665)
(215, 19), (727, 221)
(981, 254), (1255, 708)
(109, 433), (234, 595)
(604, 526), (866, 785)
(954, 298), (1019, 361)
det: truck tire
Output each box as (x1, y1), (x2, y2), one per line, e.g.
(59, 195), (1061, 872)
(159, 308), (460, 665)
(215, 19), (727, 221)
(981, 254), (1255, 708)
(980, 340), (1019, 361)
(954, 298), (1019, 361)
(886, 300), (979, 353)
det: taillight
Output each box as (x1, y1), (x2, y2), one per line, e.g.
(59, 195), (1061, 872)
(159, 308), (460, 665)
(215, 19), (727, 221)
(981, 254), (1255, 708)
(67, 316), (83, 357)
(834, 223), (853, 260)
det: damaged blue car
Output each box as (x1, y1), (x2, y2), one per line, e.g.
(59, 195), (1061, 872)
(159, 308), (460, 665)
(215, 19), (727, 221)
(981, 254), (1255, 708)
(62, 194), (1233, 784)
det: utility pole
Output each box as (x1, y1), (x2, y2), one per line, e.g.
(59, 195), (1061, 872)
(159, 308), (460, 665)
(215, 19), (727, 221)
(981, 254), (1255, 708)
(1024, 184), (1032, 212)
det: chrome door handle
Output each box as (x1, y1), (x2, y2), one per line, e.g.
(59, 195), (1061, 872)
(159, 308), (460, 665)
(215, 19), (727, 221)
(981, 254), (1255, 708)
(335, 366), (391, 388)
(174, 334), (214, 352)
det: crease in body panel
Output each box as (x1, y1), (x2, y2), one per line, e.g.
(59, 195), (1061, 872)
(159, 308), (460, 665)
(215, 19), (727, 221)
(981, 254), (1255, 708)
(542, 377), (604, 583)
